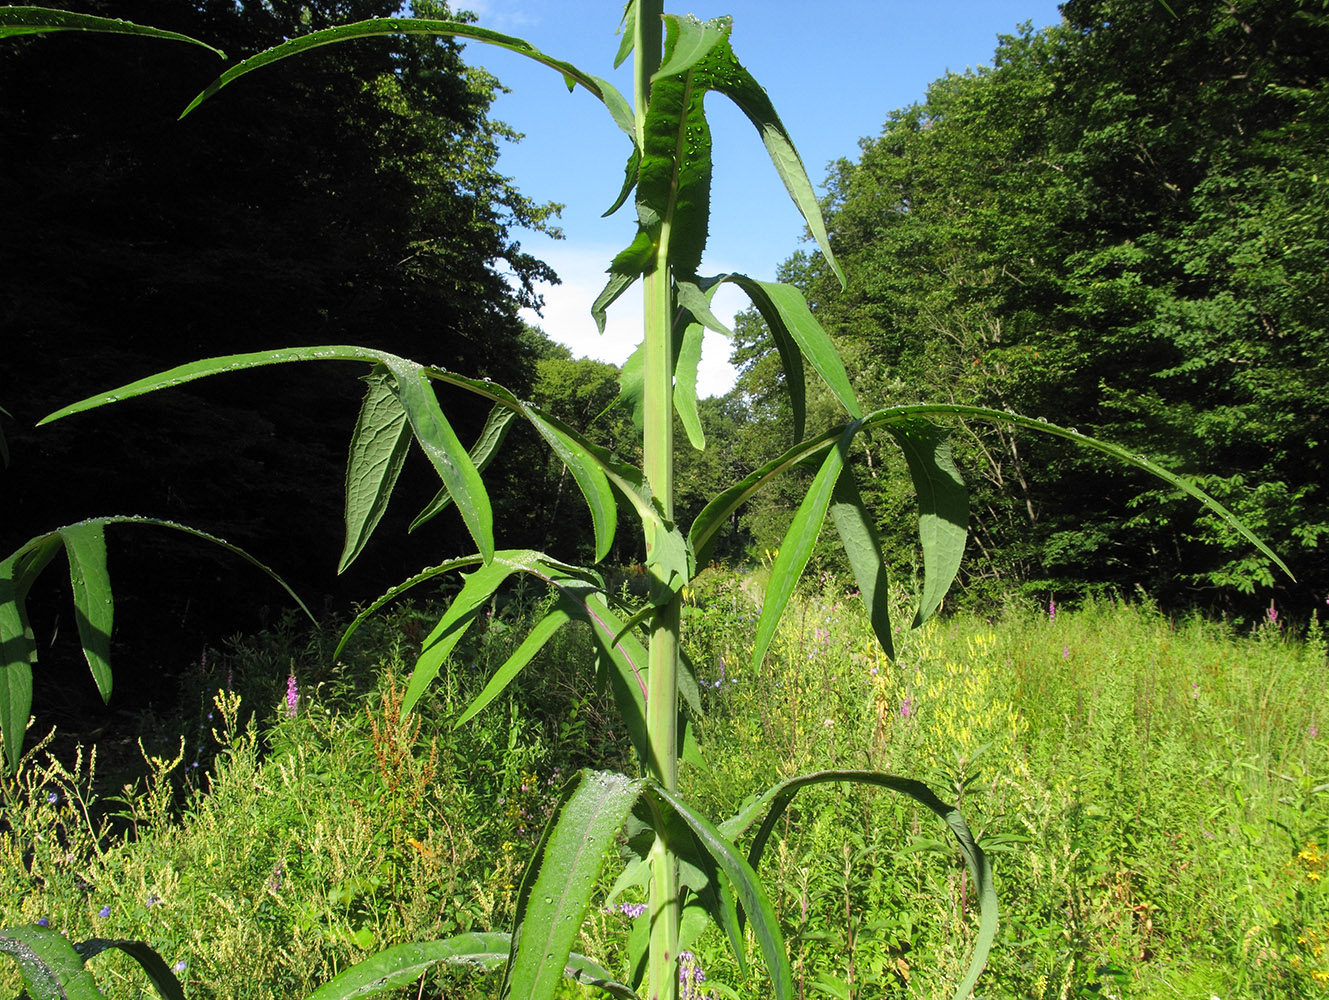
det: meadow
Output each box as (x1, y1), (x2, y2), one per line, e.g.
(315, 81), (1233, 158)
(2, 574), (1325, 1000)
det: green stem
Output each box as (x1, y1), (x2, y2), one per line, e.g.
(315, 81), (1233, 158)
(636, 2), (679, 999)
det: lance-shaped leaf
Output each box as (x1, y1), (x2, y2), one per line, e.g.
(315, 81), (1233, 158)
(750, 422), (861, 672)
(333, 556), (485, 660)
(720, 274), (862, 438)
(0, 924), (103, 1000)
(657, 17), (844, 289)
(411, 404), (516, 532)
(0, 517), (309, 773)
(455, 606), (572, 727)
(859, 403), (1294, 583)
(339, 368), (412, 574)
(527, 412), (617, 564)
(882, 420), (968, 627)
(0, 6), (225, 57)
(181, 18), (620, 117)
(689, 425), (843, 566)
(829, 468), (894, 659)
(41, 346), (494, 562)
(503, 770), (642, 1000)
(402, 555), (528, 715)
(76, 939), (184, 1000)
(60, 522), (112, 703)
(718, 770), (997, 1000)
(641, 784), (793, 1000)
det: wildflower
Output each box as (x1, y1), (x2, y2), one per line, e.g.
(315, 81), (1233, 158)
(1311, 725), (1320, 739)
(1048, 597), (1056, 622)
(615, 902), (647, 919)
(1191, 683), (1200, 699)
(146, 894), (159, 907)
(1267, 601), (1278, 625)
(1062, 646), (1070, 660)
(46, 791), (58, 804)
(285, 671), (298, 717)
(173, 960), (187, 973)
(678, 950), (711, 1000)
(899, 697), (914, 719)
(36, 917), (49, 927)
(98, 905), (111, 918)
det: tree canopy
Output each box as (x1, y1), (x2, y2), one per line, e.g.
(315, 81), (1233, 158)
(738, 0), (1327, 613)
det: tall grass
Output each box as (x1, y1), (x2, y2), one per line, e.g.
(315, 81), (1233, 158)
(3, 580), (1326, 999)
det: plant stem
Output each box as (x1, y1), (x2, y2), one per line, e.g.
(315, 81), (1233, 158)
(636, 2), (680, 999)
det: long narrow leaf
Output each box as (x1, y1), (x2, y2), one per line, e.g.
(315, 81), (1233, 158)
(76, 939), (184, 1000)
(750, 424), (859, 672)
(59, 522), (113, 703)
(0, 6), (225, 57)
(503, 770), (642, 1000)
(642, 785), (792, 1000)
(0, 925), (102, 1000)
(722, 275), (861, 425)
(0, 535), (59, 772)
(454, 607), (571, 727)
(411, 405), (516, 532)
(718, 770), (997, 1000)
(182, 18), (610, 118)
(339, 368), (412, 573)
(306, 933), (510, 1000)
(333, 556), (484, 660)
(882, 420), (968, 627)
(829, 468), (893, 659)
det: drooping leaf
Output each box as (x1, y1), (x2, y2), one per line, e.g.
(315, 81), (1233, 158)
(454, 607), (572, 727)
(181, 18), (611, 118)
(333, 556), (484, 660)
(688, 425), (842, 566)
(750, 423), (859, 672)
(503, 770), (642, 1000)
(380, 357), (493, 562)
(721, 275), (861, 429)
(829, 468), (894, 659)
(718, 770), (997, 1000)
(402, 556), (526, 715)
(882, 420), (968, 627)
(0, 535), (60, 772)
(655, 20), (843, 288)
(0, 924), (103, 1000)
(593, 231), (656, 333)
(527, 412), (617, 563)
(339, 368), (412, 574)
(641, 784), (792, 1000)
(76, 939), (184, 1000)
(0, 6), (225, 57)
(411, 405), (516, 532)
(306, 933), (509, 1000)
(59, 522), (113, 703)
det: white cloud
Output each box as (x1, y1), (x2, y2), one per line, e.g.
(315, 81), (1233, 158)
(519, 243), (743, 398)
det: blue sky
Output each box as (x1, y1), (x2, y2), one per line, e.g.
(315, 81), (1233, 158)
(456, 1), (1064, 395)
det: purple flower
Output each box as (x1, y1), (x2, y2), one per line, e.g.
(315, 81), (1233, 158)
(1310, 725), (1320, 740)
(1048, 597), (1056, 623)
(1191, 682), (1200, 699)
(36, 917), (49, 927)
(285, 672), (298, 717)
(173, 960), (187, 973)
(616, 902), (647, 919)
(146, 894), (159, 907)
(1062, 645), (1070, 660)
(46, 791), (59, 804)
(1266, 601), (1278, 625)
(899, 697), (914, 719)
(98, 905), (111, 918)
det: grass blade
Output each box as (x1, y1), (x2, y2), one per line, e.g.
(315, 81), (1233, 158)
(340, 368), (412, 574)
(503, 770), (641, 1000)
(59, 522), (113, 703)
(0, 535), (61, 772)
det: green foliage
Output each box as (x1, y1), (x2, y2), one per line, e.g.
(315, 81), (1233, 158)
(4, 2), (1295, 999)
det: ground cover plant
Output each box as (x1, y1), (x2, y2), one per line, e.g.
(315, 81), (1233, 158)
(2, 592), (1325, 999)
(0, 3), (1294, 1000)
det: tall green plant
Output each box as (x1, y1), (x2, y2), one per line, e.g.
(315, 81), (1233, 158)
(9, 4), (1291, 1000)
